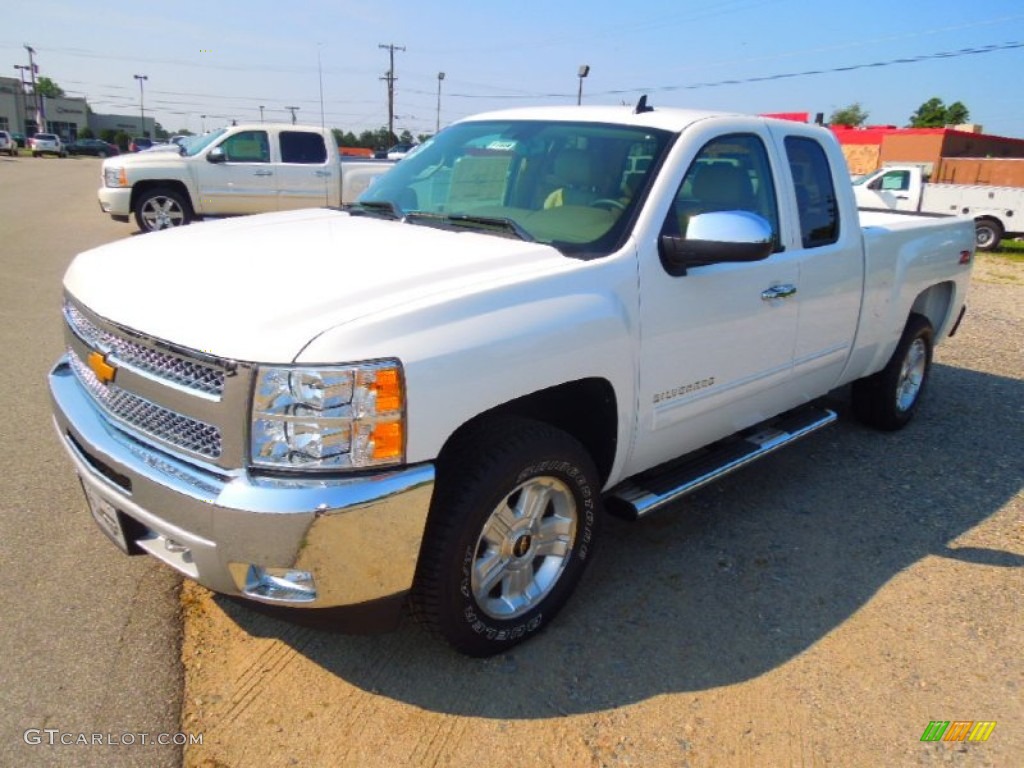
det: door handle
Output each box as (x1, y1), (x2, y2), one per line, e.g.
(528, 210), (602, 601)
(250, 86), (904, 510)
(761, 284), (797, 301)
(253, 169), (273, 177)
(314, 170), (331, 177)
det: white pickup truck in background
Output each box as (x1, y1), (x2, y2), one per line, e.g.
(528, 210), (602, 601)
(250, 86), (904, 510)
(854, 163), (1023, 251)
(52, 103), (974, 656)
(98, 124), (394, 232)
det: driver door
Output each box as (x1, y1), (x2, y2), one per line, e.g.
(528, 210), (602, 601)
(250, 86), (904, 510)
(631, 128), (801, 472)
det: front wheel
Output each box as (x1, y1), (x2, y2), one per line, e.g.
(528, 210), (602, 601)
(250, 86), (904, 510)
(852, 314), (934, 431)
(410, 417), (602, 656)
(134, 187), (192, 232)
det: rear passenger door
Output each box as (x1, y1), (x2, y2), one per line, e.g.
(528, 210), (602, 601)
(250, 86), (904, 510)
(769, 128), (862, 396)
(276, 131), (335, 211)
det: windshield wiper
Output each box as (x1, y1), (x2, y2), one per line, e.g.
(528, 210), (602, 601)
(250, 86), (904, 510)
(403, 212), (534, 242)
(344, 200), (401, 220)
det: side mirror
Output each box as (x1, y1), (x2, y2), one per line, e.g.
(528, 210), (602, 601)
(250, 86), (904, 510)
(867, 178), (881, 191)
(659, 210), (774, 276)
(207, 147), (226, 164)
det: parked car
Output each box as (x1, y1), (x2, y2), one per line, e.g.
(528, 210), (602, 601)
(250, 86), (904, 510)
(30, 133), (66, 158)
(11, 131), (27, 148)
(375, 142), (419, 160)
(0, 130), (16, 156)
(67, 138), (119, 158)
(129, 137), (154, 153)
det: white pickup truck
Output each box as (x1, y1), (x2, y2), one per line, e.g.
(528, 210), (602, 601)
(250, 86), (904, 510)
(854, 163), (1023, 251)
(51, 103), (974, 656)
(98, 123), (393, 232)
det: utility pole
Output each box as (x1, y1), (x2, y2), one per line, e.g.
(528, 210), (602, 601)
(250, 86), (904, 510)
(378, 43), (405, 143)
(285, 106), (299, 125)
(259, 105), (265, 123)
(24, 44), (43, 132)
(134, 74), (148, 136)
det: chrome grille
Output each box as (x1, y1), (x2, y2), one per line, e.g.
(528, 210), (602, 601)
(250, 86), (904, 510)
(64, 301), (225, 397)
(69, 350), (223, 459)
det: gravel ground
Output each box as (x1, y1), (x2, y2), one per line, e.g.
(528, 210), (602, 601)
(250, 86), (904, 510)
(181, 254), (1022, 767)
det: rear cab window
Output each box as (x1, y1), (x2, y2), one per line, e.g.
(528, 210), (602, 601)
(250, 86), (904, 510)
(281, 131), (328, 164)
(783, 136), (840, 248)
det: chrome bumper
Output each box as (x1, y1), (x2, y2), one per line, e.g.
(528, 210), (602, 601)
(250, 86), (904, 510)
(49, 355), (435, 609)
(97, 186), (131, 217)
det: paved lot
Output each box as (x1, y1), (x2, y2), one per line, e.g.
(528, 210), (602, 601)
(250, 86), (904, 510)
(0, 155), (182, 768)
(1, 155), (1020, 767)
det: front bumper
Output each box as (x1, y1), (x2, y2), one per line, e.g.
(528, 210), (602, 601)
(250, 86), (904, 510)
(97, 186), (132, 217)
(49, 355), (435, 609)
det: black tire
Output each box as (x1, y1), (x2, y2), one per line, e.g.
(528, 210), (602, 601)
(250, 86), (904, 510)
(410, 417), (602, 656)
(974, 218), (1003, 252)
(851, 314), (933, 431)
(134, 187), (192, 232)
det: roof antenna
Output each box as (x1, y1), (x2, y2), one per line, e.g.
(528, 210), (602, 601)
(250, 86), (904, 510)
(634, 94), (653, 114)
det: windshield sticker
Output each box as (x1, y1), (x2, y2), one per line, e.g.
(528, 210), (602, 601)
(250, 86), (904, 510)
(486, 140), (518, 152)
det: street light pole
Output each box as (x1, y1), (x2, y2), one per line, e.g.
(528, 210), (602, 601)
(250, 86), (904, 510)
(200, 114), (206, 132)
(134, 74), (148, 136)
(259, 105), (265, 123)
(577, 65), (590, 106)
(436, 72), (445, 134)
(285, 106), (299, 125)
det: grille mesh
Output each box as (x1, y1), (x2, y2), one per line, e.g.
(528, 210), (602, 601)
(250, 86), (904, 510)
(69, 350), (223, 459)
(65, 302), (225, 397)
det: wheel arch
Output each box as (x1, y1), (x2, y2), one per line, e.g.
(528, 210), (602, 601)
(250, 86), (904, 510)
(130, 179), (194, 216)
(436, 378), (619, 487)
(909, 281), (954, 338)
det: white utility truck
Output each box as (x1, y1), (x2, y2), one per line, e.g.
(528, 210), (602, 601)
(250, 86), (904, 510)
(854, 163), (1023, 251)
(98, 124), (393, 232)
(52, 103), (974, 655)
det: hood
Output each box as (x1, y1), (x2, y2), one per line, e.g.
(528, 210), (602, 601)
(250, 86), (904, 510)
(63, 209), (568, 363)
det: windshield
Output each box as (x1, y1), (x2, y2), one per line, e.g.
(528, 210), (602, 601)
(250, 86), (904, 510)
(356, 120), (673, 257)
(185, 128), (228, 157)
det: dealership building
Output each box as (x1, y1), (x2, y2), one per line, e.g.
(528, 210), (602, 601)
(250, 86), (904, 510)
(0, 75), (154, 140)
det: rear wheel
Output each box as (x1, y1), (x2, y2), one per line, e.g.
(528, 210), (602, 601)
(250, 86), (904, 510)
(852, 314), (933, 431)
(410, 417), (602, 656)
(974, 218), (1003, 252)
(134, 187), (192, 232)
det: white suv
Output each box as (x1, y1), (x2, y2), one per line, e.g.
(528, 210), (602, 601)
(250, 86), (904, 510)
(0, 130), (16, 156)
(30, 133), (66, 158)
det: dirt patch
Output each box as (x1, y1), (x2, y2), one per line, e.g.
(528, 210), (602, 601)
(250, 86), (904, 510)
(182, 260), (1022, 767)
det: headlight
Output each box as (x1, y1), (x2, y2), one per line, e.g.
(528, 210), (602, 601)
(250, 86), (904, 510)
(103, 167), (128, 187)
(250, 360), (405, 471)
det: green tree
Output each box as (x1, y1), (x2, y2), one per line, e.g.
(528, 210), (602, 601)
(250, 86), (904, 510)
(909, 98), (971, 127)
(153, 123), (169, 140)
(100, 129), (118, 144)
(35, 76), (65, 98)
(78, 127), (95, 139)
(829, 103), (869, 127)
(114, 131), (131, 151)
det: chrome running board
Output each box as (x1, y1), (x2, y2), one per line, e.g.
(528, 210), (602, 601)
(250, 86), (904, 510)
(606, 405), (837, 520)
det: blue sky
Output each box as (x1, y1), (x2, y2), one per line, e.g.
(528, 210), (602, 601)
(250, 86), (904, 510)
(5, 0), (1024, 138)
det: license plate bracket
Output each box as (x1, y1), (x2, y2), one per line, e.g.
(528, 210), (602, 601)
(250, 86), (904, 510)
(81, 480), (131, 554)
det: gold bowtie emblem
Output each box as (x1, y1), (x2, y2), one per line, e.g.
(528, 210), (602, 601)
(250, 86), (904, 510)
(87, 351), (117, 384)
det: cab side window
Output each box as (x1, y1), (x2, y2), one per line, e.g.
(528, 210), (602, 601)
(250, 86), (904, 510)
(784, 136), (840, 248)
(664, 133), (780, 247)
(281, 131), (328, 164)
(220, 131), (270, 163)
